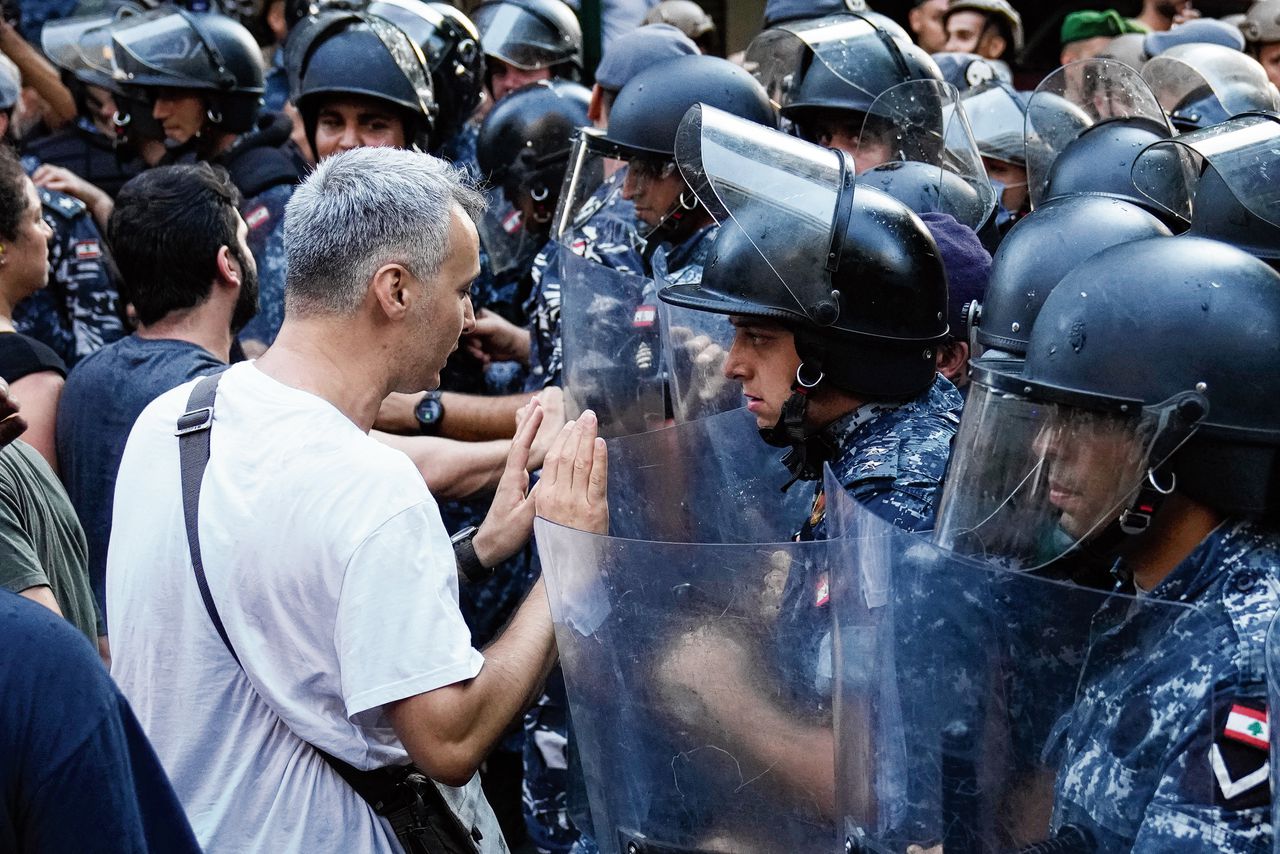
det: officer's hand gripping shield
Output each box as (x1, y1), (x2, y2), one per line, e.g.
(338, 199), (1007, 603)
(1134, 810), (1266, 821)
(827, 481), (1217, 853)
(932, 371), (1203, 573)
(1141, 44), (1280, 132)
(857, 79), (997, 230)
(1132, 112), (1280, 255)
(1024, 60), (1176, 212)
(535, 407), (839, 854)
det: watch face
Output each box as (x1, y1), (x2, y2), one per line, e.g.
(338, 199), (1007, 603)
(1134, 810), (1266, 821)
(415, 394), (444, 428)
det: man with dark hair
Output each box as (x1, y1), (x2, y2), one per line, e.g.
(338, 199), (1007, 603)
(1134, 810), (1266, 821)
(943, 0), (1024, 66)
(56, 163), (253, 624)
(910, 0), (950, 52)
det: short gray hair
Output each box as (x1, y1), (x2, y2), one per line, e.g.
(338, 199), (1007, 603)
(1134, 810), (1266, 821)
(283, 147), (486, 317)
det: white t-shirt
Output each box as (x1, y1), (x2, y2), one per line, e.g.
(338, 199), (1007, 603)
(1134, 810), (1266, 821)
(107, 362), (503, 853)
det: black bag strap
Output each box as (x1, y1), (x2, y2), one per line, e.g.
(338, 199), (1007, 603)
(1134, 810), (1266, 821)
(174, 372), (432, 816)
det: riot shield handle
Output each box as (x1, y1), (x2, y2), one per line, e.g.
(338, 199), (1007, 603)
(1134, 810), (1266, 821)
(1007, 824), (1095, 854)
(617, 830), (725, 854)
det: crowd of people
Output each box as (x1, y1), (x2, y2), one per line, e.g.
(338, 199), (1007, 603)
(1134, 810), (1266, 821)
(0, 0), (1278, 850)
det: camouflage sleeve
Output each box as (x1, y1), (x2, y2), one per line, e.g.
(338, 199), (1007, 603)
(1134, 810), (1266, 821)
(844, 480), (939, 534)
(526, 240), (563, 391)
(237, 185), (293, 349)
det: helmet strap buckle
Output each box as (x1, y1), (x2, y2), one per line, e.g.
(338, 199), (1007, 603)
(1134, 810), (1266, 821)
(1118, 469), (1176, 536)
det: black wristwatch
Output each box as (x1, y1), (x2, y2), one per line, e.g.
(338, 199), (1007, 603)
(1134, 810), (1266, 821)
(414, 390), (445, 435)
(451, 525), (493, 584)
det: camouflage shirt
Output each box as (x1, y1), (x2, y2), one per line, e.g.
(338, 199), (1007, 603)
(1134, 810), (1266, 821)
(524, 169), (644, 391)
(14, 187), (125, 366)
(779, 375), (963, 708)
(1048, 520), (1280, 853)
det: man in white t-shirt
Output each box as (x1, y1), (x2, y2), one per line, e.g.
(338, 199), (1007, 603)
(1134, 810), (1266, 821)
(106, 147), (586, 852)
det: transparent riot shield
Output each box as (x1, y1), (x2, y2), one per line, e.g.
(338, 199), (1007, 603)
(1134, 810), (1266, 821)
(1024, 59), (1170, 209)
(656, 295), (738, 426)
(558, 247), (665, 438)
(858, 79), (997, 230)
(553, 128), (632, 244)
(534, 408), (830, 854)
(827, 482), (1218, 854)
(1141, 44), (1280, 132)
(1133, 112), (1280, 232)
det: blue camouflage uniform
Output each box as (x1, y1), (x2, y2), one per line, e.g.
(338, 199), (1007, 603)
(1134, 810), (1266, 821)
(14, 187), (125, 366)
(524, 167), (644, 391)
(780, 375), (964, 707)
(1046, 520), (1280, 853)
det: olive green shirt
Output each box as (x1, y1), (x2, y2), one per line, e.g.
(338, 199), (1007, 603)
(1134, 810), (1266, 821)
(0, 441), (98, 640)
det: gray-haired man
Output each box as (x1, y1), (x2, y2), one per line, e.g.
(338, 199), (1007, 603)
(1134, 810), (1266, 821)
(106, 148), (568, 852)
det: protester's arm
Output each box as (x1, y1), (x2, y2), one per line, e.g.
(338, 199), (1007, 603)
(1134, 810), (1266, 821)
(0, 21), (76, 128)
(386, 413), (604, 786)
(377, 389), (532, 440)
(32, 165), (115, 232)
(372, 431), (508, 500)
(9, 371), (63, 474)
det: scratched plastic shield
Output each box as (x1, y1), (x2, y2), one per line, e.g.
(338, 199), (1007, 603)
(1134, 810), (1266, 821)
(534, 408), (832, 854)
(827, 483), (1217, 853)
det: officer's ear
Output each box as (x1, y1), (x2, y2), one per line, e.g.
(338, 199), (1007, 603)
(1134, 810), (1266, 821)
(935, 339), (969, 386)
(980, 25), (1007, 61)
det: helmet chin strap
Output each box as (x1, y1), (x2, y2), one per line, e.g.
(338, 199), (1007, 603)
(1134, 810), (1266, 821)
(642, 187), (700, 248)
(761, 362), (837, 492)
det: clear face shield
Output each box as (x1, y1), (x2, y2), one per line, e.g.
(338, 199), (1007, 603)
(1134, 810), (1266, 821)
(744, 15), (884, 113)
(674, 103), (847, 326)
(472, 2), (572, 70)
(1024, 59), (1170, 208)
(960, 79), (1027, 167)
(857, 79), (997, 230)
(109, 10), (225, 88)
(1133, 112), (1280, 231)
(1142, 45), (1280, 132)
(42, 10), (138, 87)
(933, 372), (1199, 570)
(828, 483), (1216, 852)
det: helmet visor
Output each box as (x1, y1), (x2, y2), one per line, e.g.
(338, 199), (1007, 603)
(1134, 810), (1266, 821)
(745, 16), (892, 115)
(1025, 59), (1169, 208)
(1133, 112), (1280, 229)
(110, 11), (222, 88)
(473, 2), (571, 70)
(959, 80), (1026, 165)
(42, 12), (134, 85)
(675, 102), (845, 326)
(1142, 46), (1280, 131)
(858, 79), (997, 229)
(933, 376), (1184, 570)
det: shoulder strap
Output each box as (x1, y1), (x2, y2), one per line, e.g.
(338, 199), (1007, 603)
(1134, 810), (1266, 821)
(174, 374), (423, 813)
(177, 372), (239, 666)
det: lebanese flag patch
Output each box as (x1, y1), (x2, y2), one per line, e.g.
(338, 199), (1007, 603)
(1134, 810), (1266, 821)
(815, 573), (829, 608)
(1224, 703), (1269, 750)
(632, 305), (656, 327)
(244, 205), (270, 231)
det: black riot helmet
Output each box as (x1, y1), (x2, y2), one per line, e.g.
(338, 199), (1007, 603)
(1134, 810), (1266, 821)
(110, 9), (265, 134)
(1187, 161), (1280, 266)
(746, 13), (941, 142)
(1041, 117), (1187, 228)
(471, 0), (582, 78)
(1013, 237), (1280, 520)
(972, 194), (1173, 356)
(937, 237), (1280, 568)
(661, 105), (947, 404)
(477, 79), (589, 231)
(289, 11), (436, 152)
(591, 54), (775, 160)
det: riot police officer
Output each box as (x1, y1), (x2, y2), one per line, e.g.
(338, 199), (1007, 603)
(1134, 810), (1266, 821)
(1141, 42), (1280, 131)
(1242, 0), (1280, 88)
(471, 0), (581, 102)
(108, 8), (302, 353)
(587, 54), (775, 281)
(936, 236), (1280, 851)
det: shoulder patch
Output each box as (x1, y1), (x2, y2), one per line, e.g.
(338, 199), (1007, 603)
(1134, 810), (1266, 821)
(74, 240), (102, 260)
(244, 205), (270, 231)
(40, 188), (86, 219)
(1212, 700), (1270, 807)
